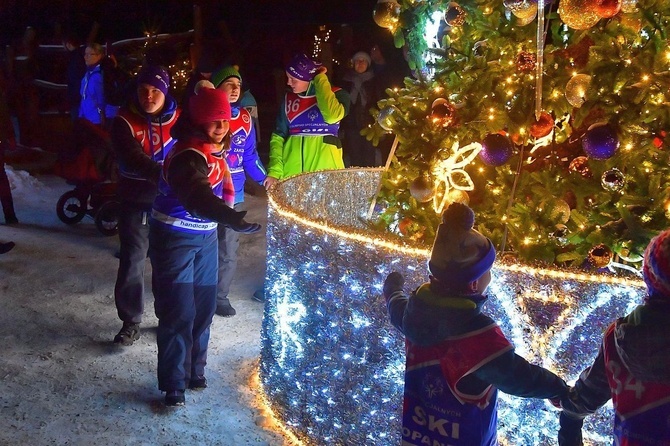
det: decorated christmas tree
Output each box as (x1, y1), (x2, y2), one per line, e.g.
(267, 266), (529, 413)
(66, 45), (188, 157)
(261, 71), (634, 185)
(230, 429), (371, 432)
(366, 0), (670, 274)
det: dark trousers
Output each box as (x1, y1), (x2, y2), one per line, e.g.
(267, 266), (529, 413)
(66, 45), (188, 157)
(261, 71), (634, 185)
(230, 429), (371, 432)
(114, 202), (150, 324)
(0, 142), (16, 223)
(149, 225), (217, 392)
(216, 203), (242, 307)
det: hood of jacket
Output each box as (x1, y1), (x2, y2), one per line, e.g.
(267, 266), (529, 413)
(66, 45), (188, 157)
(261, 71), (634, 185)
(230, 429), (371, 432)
(615, 302), (670, 384)
(402, 281), (489, 347)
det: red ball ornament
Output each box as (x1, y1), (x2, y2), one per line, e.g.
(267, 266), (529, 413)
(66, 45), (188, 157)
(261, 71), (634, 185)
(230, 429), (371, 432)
(530, 112), (554, 138)
(594, 0), (622, 18)
(398, 217), (413, 236)
(653, 130), (667, 148)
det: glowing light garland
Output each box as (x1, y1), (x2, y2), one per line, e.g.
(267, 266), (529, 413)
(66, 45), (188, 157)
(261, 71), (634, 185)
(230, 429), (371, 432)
(260, 169), (646, 446)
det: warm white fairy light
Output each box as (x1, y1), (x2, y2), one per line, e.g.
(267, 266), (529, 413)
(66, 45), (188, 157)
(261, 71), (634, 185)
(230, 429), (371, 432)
(259, 170), (645, 446)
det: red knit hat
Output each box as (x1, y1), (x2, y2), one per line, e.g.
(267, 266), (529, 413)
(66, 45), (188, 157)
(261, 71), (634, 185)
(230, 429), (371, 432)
(188, 80), (231, 126)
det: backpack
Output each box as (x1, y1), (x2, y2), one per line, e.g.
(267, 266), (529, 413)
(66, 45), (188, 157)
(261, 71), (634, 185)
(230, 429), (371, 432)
(100, 56), (133, 107)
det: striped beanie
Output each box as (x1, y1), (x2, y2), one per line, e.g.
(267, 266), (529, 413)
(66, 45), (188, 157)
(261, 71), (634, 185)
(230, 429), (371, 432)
(428, 203), (496, 286)
(643, 229), (670, 302)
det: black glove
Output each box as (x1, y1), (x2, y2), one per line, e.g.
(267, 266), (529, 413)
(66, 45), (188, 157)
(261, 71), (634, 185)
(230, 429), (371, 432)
(226, 210), (261, 234)
(383, 271), (405, 299)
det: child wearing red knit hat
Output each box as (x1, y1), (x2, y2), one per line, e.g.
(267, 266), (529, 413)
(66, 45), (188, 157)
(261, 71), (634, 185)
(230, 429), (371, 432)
(559, 228), (670, 445)
(148, 80), (260, 407)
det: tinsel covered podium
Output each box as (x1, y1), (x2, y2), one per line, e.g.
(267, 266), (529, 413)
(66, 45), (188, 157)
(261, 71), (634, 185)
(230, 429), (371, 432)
(259, 169), (645, 446)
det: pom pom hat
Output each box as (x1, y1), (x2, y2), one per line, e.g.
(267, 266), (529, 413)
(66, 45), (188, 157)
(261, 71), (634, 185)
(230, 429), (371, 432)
(137, 65), (170, 97)
(188, 80), (231, 126)
(428, 203), (496, 285)
(286, 53), (322, 81)
(642, 228), (670, 302)
(211, 65), (241, 89)
(352, 51), (372, 66)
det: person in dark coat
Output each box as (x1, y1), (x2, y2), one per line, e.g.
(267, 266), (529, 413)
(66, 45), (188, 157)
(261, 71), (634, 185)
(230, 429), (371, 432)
(0, 67), (17, 225)
(558, 228), (670, 446)
(110, 66), (179, 345)
(383, 203), (568, 445)
(340, 51), (380, 167)
(148, 80), (260, 406)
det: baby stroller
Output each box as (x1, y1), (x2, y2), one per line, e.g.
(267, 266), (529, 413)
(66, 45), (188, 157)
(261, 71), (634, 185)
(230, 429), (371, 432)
(54, 119), (119, 236)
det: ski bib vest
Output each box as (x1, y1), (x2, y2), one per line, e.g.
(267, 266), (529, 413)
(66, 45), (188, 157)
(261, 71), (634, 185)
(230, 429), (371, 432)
(603, 322), (670, 445)
(152, 137), (233, 234)
(402, 322), (513, 446)
(285, 88), (342, 137)
(116, 107), (179, 181)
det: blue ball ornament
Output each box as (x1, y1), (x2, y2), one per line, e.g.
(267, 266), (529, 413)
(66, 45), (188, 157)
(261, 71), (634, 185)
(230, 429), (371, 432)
(582, 123), (619, 160)
(480, 133), (513, 166)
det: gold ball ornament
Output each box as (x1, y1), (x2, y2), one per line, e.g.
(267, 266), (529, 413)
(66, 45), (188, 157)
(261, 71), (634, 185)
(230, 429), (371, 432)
(430, 98), (456, 128)
(588, 244), (614, 268)
(516, 51), (537, 72)
(445, 2), (467, 27)
(546, 199), (571, 224)
(446, 189), (470, 205)
(515, 12), (536, 26)
(373, 0), (401, 30)
(558, 0), (601, 30)
(409, 176), (436, 203)
(621, 0), (637, 13)
(504, 0), (538, 21)
(565, 74), (592, 108)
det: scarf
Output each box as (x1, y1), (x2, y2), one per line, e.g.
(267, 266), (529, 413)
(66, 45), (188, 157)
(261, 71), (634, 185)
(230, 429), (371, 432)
(344, 70), (374, 107)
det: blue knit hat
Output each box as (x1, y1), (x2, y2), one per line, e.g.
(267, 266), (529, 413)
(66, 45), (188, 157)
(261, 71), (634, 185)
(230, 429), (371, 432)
(643, 229), (670, 303)
(286, 53), (322, 81)
(428, 203), (496, 285)
(137, 65), (170, 97)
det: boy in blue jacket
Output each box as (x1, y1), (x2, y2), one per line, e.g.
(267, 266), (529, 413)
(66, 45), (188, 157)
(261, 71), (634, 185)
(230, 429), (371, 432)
(211, 65), (267, 316)
(383, 202), (567, 445)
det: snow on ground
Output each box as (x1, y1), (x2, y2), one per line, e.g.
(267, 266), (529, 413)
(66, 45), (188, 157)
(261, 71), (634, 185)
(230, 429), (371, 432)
(0, 166), (288, 446)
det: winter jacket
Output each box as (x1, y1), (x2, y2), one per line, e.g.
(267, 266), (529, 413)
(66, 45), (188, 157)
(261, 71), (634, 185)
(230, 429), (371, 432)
(384, 277), (568, 446)
(111, 95), (179, 205)
(79, 64), (118, 125)
(151, 121), (239, 235)
(559, 302), (670, 446)
(267, 73), (350, 179)
(227, 104), (266, 205)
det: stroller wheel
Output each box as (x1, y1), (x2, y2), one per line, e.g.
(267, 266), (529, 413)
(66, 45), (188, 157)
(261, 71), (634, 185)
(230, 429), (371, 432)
(56, 190), (87, 224)
(95, 201), (120, 236)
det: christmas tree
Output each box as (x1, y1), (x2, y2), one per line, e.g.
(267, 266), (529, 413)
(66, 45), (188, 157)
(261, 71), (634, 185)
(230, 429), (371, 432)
(367, 0), (670, 273)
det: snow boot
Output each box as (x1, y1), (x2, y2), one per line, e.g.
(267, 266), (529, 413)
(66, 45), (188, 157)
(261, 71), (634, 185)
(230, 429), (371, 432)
(113, 322), (140, 345)
(165, 390), (185, 406)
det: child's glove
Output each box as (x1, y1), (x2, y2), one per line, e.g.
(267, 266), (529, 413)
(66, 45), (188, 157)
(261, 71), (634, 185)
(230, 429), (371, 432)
(383, 272), (405, 299)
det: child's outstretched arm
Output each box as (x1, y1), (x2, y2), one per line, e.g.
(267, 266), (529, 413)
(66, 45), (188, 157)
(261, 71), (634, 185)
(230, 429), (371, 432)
(558, 346), (612, 446)
(383, 272), (408, 334)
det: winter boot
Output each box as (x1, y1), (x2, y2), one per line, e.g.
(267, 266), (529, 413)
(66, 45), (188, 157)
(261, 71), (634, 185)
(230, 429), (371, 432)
(189, 376), (207, 390)
(165, 390), (185, 407)
(113, 322), (140, 345)
(215, 301), (236, 317)
(0, 241), (15, 254)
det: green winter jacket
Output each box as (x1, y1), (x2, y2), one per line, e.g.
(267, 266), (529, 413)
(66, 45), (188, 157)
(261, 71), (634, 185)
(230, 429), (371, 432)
(267, 73), (350, 180)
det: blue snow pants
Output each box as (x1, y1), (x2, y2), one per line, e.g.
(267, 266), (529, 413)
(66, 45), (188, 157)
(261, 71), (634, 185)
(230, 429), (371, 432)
(148, 223), (218, 392)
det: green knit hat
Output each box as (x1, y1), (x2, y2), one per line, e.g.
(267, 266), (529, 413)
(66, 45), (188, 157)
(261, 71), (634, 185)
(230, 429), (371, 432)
(211, 65), (241, 88)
